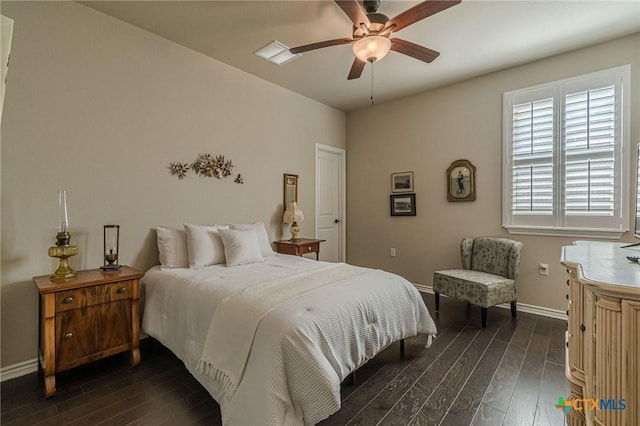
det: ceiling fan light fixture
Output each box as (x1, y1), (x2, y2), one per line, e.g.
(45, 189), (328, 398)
(352, 35), (391, 63)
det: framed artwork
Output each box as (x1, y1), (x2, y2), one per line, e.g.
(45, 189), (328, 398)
(391, 171), (414, 193)
(446, 159), (476, 202)
(283, 173), (299, 208)
(390, 194), (416, 216)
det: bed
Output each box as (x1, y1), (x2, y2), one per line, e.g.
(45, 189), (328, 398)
(141, 224), (437, 425)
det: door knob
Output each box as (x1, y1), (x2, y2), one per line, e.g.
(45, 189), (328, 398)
(334, 219), (341, 224)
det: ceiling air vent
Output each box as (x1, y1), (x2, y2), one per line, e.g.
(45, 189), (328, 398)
(254, 41), (300, 66)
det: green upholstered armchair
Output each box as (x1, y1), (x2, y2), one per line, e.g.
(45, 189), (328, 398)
(433, 237), (524, 328)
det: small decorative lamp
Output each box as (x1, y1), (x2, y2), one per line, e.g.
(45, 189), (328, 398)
(100, 225), (122, 271)
(48, 190), (79, 280)
(283, 202), (304, 241)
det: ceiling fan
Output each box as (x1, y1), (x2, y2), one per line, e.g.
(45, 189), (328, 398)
(289, 0), (461, 80)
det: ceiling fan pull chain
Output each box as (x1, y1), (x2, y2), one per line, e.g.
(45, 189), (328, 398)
(370, 61), (375, 105)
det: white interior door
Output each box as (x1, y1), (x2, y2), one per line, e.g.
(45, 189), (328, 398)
(315, 144), (345, 262)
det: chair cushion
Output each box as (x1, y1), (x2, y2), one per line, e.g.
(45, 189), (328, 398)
(433, 269), (516, 308)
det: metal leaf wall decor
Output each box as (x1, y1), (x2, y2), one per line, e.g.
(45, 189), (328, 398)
(168, 162), (191, 180)
(168, 153), (243, 183)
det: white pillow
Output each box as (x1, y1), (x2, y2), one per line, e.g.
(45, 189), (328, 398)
(156, 227), (189, 269)
(184, 224), (229, 269)
(218, 228), (264, 267)
(228, 222), (275, 257)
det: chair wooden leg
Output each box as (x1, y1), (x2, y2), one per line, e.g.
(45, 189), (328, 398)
(481, 307), (487, 328)
(435, 292), (440, 311)
(511, 301), (517, 318)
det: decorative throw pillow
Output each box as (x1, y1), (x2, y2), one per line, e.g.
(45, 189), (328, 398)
(184, 224), (229, 269)
(228, 222), (275, 258)
(218, 228), (264, 267)
(156, 227), (189, 269)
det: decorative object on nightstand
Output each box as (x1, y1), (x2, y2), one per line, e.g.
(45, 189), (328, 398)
(33, 266), (144, 397)
(274, 238), (326, 261)
(100, 224), (122, 271)
(47, 190), (79, 280)
(283, 201), (304, 240)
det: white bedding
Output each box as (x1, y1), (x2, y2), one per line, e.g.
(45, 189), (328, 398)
(141, 255), (437, 425)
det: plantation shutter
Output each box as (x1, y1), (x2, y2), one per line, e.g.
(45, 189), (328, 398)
(564, 86), (616, 217)
(511, 98), (554, 215)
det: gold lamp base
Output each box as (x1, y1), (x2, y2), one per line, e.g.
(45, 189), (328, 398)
(48, 232), (79, 281)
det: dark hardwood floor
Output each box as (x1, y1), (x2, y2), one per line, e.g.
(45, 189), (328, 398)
(1, 294), (569, 425)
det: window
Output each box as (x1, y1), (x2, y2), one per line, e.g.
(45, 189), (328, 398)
(503, 65), (630, 237)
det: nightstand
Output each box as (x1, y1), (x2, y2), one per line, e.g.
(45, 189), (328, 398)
(274, 238), (326, 260)
(33, 266), (143, 397)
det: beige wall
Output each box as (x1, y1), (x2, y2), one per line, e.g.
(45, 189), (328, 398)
(0, 1), (345, 368)
(1, 1), (637, 374)
(346, 33), (640, 312)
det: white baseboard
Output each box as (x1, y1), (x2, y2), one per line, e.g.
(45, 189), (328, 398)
(0, 290), (566, 383)
(1, 335), (151, 382)
(0, 358), (38, 382)
(414, 283), (568, 321)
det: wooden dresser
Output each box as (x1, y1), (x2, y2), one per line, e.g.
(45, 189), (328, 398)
(33, 266), (143, 397)
(561, 241), (640, 426)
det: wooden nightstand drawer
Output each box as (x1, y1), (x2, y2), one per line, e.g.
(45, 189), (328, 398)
(300, 243), (319, 253)
(276, 244), (299, 256)
(55, 280), (133, 312)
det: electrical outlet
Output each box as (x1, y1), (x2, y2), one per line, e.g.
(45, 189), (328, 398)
(390, 248), (396, 257)
(539, 263), (549, 276)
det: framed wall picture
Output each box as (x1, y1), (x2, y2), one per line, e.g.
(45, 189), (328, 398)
(283, 173), (298, 208)
(446, 159), (476, 202)
(390, 194), (416, 216)
(391, 171), (414, 193)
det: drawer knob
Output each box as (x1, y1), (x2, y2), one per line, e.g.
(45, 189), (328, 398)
(117, 287), (127, 294)
(566, 294), (569, 300)
(308, 247), (312, 251)
(63, 296), (74, 304)
(64, 332), (73, 340)
(580, 324), (586, 332)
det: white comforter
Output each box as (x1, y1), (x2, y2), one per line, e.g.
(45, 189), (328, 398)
(141, 255), (437, 426)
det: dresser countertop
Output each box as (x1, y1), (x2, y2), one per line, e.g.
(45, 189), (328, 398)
(561, 240), (640, 290)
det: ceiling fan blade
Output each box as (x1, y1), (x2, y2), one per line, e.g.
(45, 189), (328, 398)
(390, 38), (440, 63)
(289, 38), (354, 54)
(387, 0), (461, 32)
(347, 58), (366, 80)
(334, 0), (371, 28)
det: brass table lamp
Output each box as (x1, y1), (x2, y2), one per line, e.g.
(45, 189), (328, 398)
(48, 190), (78, 280)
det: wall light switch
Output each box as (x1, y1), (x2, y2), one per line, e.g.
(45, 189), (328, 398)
(390, 248), (396, 257)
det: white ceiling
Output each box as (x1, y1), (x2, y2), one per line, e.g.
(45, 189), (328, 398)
(79, 0), (640, 112)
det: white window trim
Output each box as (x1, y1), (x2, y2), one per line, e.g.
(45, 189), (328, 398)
(505, 225), (626, 239)
(502, 65), (631, 239)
